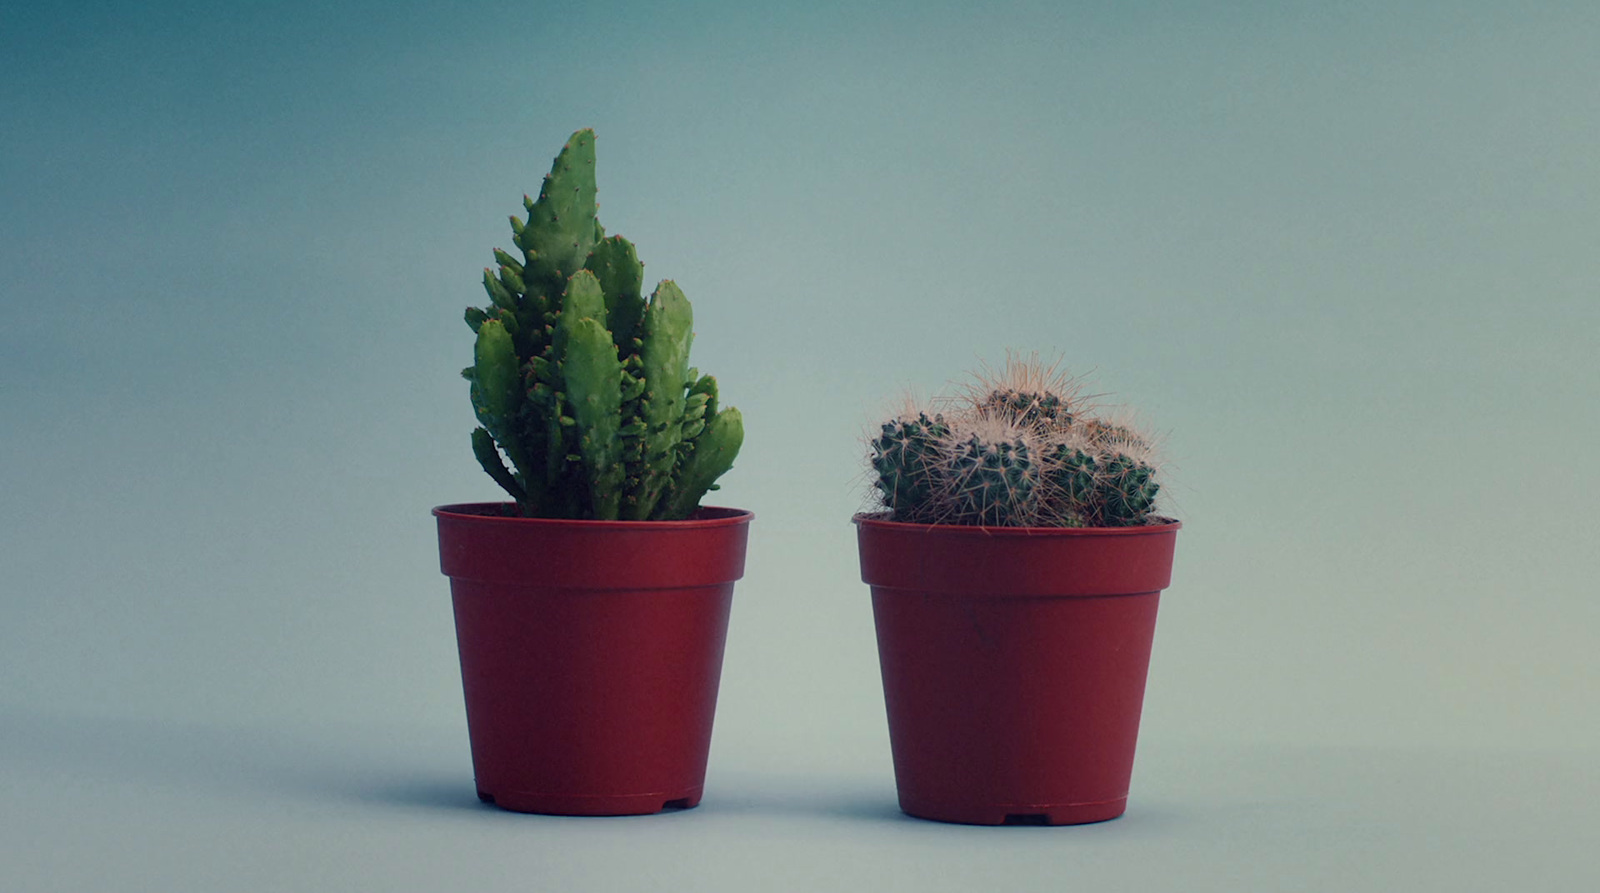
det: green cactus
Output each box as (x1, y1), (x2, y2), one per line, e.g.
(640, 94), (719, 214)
(1050, 446), (1098, 527)
(460, 129), (742, 520)
(939, 430), (1042, 526)
(868, 359), (1163, 527)
(980, 388), (1074, 430)
(870, 413), (949, 523)
(1045, 444), (1159, 527)
(624, 280), (696, 520)
(1095, 453), (1160, 525)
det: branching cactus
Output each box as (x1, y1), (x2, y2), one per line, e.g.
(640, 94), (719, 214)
(869, 357), (1163, 527)
(462, 129), (743, 520)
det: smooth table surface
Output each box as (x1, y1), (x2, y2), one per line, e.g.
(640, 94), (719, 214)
(3, 708), (1595, 892)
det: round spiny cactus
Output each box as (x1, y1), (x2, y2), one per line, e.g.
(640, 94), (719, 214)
(1078, 418), (1150, 451)
(1044, 439), (1160, 527)
(936, 425), (1042, 527)
(979, 388), (1074, 431)
(1049, 445), (1099, 527)
(869, 357), (1164, 528)
(965, 352), (1084, 433)
(870, 412), (949, 523)
(1097, 454), (1160, 525)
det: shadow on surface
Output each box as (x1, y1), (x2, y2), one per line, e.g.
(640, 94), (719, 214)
(823, 795), (914, 823)
(700, 769), (915, 824)
(769, 790), (912, 823)
(0, 705), (921, 823)
(0, 704), (481, 814)
(355, 778), (491, 813)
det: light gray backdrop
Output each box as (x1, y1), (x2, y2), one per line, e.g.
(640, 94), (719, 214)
(3, 1), (1596, 889)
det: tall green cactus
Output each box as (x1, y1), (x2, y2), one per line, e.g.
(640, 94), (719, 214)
(461, 129), (742, 520)
(869, 359), (1163, 528)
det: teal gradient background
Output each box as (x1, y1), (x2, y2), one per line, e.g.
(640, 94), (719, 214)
(3, 1), (1597, 888)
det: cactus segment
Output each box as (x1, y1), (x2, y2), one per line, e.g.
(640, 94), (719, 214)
(624, 280), (694, 520)
(688, 373), (718, 420)
(1097, 454), (1160, 525)
(469, 320), (526, 468)
(469, 319), (519, 422)
(941, 432), (1040, 526)
(661, 407), (744, 519)
(639, 280), (694, 417)
(982, 388), (1072, 429)
(584, 235), (646, 352)
(483, 269), (518, 312)
(472, 426), (527, 504)
(870, 413), (948, 523)
(560, 317), (625, 519)
(493, 248), (524, 274)
(620, 368), (646, 402)
(459, 129), (741, 519)
(1052, 446), (1100, 506)
(521, 129), (599, 303)
(552, 270), (608, 358)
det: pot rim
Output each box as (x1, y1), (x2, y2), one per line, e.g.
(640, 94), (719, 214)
(852, 511), (1180, 537)
(433, 503), (753, 530)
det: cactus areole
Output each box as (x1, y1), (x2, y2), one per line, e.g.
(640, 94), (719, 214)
(434, 130), (752, 816)
(461, 128), (743, 521)
(856, 357), (1181, 825)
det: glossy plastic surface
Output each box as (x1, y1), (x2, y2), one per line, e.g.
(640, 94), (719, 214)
(434, 504), (752, 815)
(855, 514), (1179, 825)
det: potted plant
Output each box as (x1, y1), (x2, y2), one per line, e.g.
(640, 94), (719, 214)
(433, 129), (750, 816)
(856, 356), (1179, 825)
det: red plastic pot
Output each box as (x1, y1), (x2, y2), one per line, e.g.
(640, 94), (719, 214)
(433, 503), (753, 816)
(855, 513), (1180, 826)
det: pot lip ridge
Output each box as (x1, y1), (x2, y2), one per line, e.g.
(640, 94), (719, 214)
(852, 511), (1180, 537)
(433, 502), (753, 529)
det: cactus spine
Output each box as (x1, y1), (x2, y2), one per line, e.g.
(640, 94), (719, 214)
(462, 129), (743, 520)
(870, 357), (1162, 527)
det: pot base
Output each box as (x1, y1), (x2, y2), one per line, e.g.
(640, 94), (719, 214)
(899, 794), (1126, 826)
(476, 786), (704, 816)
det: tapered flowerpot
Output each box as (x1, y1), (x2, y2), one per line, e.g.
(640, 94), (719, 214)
(855, 513), (1180, 825)
(433, 503), (753, 816)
